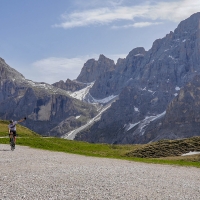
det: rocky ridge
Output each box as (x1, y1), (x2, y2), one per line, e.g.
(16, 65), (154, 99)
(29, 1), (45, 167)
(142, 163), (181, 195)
(52, 79), (86, 92)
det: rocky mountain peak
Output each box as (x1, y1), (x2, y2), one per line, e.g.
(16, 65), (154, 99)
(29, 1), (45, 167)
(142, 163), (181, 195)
(76, 54), (115, 83)
(174, 12), (200, 35)
(0, 58), (24, 80)
(126, 47), (146, 57)
(98, 54), (107, 61)
(116, 58), (126, 67)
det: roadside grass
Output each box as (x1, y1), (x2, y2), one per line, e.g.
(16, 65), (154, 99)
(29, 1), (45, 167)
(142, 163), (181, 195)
(0, 136), (200, 168)
(0, 121), (200, 168)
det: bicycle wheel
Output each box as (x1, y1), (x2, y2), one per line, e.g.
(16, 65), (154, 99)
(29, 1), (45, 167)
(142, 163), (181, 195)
(10, 138), (15, 151)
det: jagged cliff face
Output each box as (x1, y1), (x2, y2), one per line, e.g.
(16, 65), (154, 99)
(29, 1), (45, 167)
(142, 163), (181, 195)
(76, 54), (115, 83)
(75, 12), (200, 144)
(0, 59), (97, 135)
(90, 13), (200, 100)
(149, 75), (200, 141)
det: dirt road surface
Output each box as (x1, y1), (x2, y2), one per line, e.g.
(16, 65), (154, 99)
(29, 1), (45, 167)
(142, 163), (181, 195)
(0, 144), (200, 200)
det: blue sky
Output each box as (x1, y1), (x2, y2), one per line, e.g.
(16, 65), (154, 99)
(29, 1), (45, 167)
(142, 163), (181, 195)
(0, 0), (200, 83)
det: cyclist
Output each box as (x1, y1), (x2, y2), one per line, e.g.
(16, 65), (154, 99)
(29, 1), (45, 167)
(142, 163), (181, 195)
(8, 117), (26, 145)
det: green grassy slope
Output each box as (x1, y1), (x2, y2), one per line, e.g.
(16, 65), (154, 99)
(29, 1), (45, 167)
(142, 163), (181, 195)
(0, 120), (40, 137)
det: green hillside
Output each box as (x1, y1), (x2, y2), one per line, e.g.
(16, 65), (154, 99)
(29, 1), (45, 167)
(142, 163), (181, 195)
(0, 120), (40, 137)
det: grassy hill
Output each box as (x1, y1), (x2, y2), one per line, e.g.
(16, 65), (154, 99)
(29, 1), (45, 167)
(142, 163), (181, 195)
(0, 120), (199, 168)
(0, 120), (40, 137)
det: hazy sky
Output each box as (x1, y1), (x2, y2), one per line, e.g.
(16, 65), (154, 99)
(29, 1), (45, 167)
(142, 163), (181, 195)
(0, 0), (200, 83)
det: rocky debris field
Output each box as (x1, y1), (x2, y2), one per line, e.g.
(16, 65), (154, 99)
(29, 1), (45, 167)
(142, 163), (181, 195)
(0, 144), (200, 200)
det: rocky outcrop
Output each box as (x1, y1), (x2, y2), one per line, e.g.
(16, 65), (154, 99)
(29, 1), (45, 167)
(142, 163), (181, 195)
(52, 79), (86, 92)
(0, 58), (97, 136)
(76, 54), (115, 83)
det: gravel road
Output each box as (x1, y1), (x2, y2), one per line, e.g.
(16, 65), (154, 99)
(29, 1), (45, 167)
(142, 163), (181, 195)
(0, 144), (200, 200)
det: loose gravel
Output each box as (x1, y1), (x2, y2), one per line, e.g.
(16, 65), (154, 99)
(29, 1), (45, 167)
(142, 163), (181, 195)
(0, 144), (200, 200)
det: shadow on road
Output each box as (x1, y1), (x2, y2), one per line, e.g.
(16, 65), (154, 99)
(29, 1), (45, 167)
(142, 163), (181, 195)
(0, 149), (10, 151)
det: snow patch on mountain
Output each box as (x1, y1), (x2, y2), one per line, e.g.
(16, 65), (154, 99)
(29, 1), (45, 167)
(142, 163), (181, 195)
(126, 122), (140, 131)
(134, 54), (144, 57)
(88, 94), (118, 104)
(175, 86), (180, 91)
(69, 82), (94, 101)
(134, 107), (139, 112)
(126, 111), (166, 135)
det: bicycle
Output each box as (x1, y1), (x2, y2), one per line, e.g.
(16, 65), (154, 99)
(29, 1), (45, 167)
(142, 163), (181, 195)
(9, 132), (15, 151)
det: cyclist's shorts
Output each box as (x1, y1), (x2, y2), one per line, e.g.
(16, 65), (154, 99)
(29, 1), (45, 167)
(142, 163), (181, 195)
(9, 131), (17, 137)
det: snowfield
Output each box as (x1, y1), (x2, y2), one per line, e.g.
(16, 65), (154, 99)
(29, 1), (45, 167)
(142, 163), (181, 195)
(69, 82), (118, 104)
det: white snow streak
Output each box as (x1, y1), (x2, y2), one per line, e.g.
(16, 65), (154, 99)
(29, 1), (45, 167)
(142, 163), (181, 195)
(63, 103), (112, 140)
(134, 106), (139, 112)
(182, 151), (200, 156)
(90, 94), (118, 104)
(175, 86), (180, 91)
(127, 122), (140, 131)
(126, 111), (166, 133)
(169, 55), (175, 59)
(134, 54), (144, 57)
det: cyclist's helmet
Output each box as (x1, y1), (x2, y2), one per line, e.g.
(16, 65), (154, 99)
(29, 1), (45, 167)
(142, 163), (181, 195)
(10, 120), (13, 123)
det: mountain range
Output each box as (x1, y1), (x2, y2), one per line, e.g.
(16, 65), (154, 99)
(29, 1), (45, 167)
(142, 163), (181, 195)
(1, 12), (200, 144)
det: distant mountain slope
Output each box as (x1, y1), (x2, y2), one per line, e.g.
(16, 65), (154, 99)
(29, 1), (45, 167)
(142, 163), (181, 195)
(2, 12), (200, 143)
(0, 58), (97, 136)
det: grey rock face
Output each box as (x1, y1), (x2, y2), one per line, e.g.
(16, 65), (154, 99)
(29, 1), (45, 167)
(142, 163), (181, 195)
(52, 79), (86, 92)
(89, 47), (146, 99)
(0, 59), (97, 135)
(76, 12), (200, 144)
(76, 54), (115, 83)
(148, 74), (200, 142)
